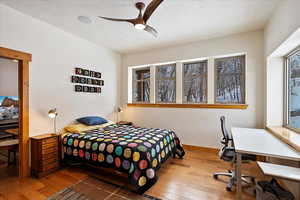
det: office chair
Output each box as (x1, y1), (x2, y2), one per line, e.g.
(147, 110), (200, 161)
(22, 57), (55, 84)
(213, 116), (256, 191)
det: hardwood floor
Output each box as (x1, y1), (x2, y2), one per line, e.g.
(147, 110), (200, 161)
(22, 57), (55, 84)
(0, 148), (266, 200)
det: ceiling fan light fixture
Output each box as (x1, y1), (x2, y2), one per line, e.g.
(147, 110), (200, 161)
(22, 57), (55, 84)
(134, 23), (146, 30)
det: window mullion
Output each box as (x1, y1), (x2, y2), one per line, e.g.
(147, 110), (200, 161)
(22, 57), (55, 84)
(207, 58), (214, 104)
(176, 62), (183, 104)
(150, 65), (156, 103)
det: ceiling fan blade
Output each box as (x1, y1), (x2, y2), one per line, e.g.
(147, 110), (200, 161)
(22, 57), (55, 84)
(143, 0), (164, 22)
(98, 16), (137, 25)
(144, 25), (158, 37)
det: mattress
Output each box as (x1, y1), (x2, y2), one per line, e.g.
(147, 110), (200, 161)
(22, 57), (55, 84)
(62, 124), (185, 192)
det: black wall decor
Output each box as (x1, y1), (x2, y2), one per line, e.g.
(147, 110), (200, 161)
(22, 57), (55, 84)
(72, 67), (103, 93)
(75, 67), (102, 78)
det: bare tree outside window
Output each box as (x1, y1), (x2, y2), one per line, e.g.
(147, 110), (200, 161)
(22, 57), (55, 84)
(183, 61), (208, 103)
(132, 68), (150, 103)
(156, 64), (176, 103)
(286, 49), (300, 130)
(215, 55), (245, 104)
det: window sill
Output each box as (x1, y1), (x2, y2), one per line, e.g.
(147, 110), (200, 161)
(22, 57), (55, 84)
(127, 103), (248, 109)
(266, 126), (300, 152)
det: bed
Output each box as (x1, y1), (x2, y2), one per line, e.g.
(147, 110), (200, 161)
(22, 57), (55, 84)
(62, 123), (185, 192)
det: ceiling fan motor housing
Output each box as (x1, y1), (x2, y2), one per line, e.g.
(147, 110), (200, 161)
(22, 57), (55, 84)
(135, 2), (146, 10)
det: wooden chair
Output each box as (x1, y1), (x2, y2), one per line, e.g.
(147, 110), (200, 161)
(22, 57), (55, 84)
(0, 139), (19, 166)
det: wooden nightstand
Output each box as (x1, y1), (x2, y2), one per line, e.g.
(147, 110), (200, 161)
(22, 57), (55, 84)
(117, 121), (133, 126)
(31, 134), (60, 178)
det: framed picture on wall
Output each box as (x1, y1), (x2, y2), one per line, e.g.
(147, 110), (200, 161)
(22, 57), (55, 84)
(83, 86), (89, 92)
(91, 79), (98, 85)
(71, 76), (80, 83)
(96, 87), (101, 93)
(100, 80), (104, 86)
(87, 78), (92, 85)
(75, 85), (83, 92)
(95, 72), (101, 78)
(90, 71), (95, 77)
(83, 69), (90, 76)
(75, 68), (83, 75)
(90, 87), (95, 93)
(80, 77), (87, 84)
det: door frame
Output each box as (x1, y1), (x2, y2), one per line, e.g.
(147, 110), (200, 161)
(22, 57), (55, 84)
(0, 47), (31, 177)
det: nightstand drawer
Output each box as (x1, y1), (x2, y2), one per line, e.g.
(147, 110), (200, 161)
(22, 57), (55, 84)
(40, 157), (58, 167)
(42, 152), (58, 161)
(42, 141), (57, 149)
(42, 161), (59, 172)
(42, 137), (57, 144)
(42, 147), (58, 155)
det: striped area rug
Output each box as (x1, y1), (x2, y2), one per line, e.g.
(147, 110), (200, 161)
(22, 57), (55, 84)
(48, 176), (161, 200)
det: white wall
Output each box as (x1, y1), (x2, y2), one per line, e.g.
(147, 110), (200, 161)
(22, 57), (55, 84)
(0, 58), (18, 97)
(0, 4), (121, 136)
(264, 0), (300, 57)
(121, 31), (265, 148)
(266, 57), (284, 126)
(264, 0), (300, 198)
(265, 0), (300, 127)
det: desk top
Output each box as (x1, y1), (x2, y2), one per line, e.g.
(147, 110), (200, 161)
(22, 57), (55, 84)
(231, 127), (300, 161)
(257, 161), (300, 182)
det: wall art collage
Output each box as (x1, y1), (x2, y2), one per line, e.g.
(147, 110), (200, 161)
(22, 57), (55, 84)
(71, 67), (104, 93)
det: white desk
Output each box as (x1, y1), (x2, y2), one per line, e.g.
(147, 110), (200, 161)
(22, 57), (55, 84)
(231, 127), (300, 199)
(257, 161), (300, 182)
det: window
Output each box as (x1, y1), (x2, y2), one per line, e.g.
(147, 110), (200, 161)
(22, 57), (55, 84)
(215, 55), (245, 104)
(156, 64), (176, 103)
(183, 61), (208, 103)
(129, 54), (248, 109)
(132, 68), (150, 103)
(286, 49), (300, 130)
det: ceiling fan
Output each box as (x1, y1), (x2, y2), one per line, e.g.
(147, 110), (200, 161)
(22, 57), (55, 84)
(98, 0), (164, 37)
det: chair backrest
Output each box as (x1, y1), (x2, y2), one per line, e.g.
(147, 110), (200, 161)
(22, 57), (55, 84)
(220, 116), (231, 147)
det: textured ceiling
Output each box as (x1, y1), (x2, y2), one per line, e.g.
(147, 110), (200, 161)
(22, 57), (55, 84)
(0, 0), (279, 53)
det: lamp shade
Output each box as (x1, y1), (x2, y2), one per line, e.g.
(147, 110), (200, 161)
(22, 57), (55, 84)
(48, 108), (58, 118)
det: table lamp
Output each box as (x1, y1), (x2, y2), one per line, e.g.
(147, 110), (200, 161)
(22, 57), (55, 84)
(48, 108), (58, 134)
(116, 106), (123, 123)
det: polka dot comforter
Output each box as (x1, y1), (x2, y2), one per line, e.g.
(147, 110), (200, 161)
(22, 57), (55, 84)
(62, 124), (185, 192)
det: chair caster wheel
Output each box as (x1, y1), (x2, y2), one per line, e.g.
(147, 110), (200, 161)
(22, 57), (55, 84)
(213, 174), (218, 179)
(226, 187), (232, 192)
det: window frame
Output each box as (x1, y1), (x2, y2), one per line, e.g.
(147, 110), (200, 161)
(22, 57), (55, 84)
(214, 55), (246, 104)
(155, 63), (177, 103)
(284, 46), (300, 133)
(132, 67), (150, 103)
(182, 60), (208, 104)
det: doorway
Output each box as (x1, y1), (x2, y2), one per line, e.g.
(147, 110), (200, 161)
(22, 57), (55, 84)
(0, 57), (19, 177)
(0, 47), (31, 177)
